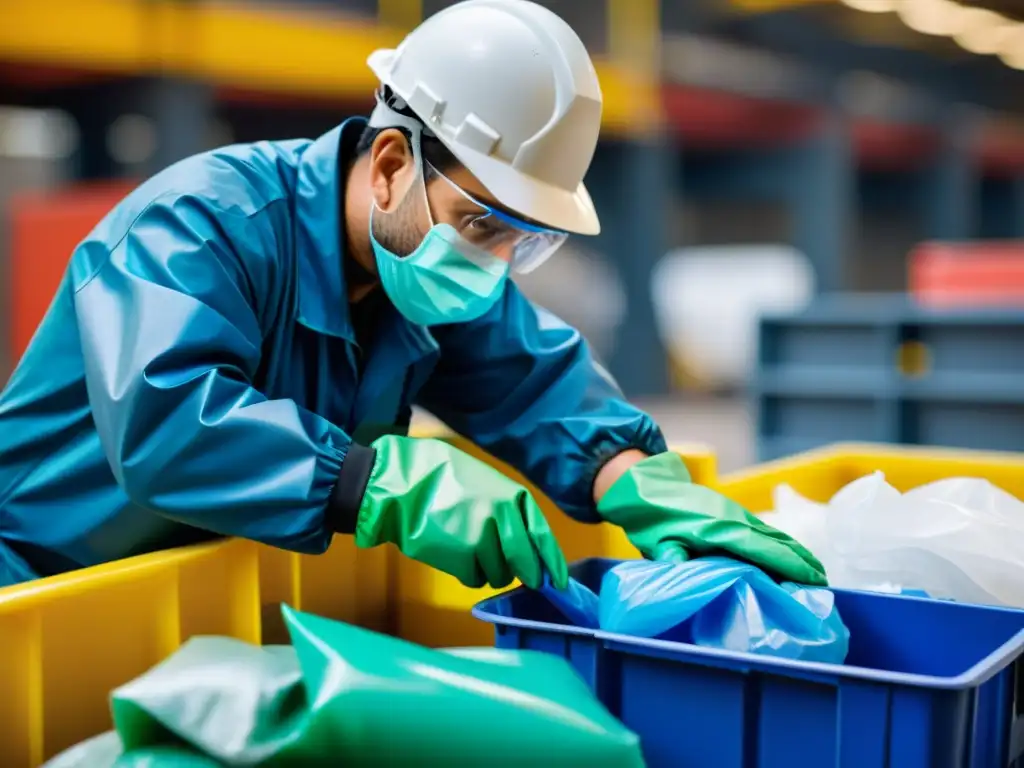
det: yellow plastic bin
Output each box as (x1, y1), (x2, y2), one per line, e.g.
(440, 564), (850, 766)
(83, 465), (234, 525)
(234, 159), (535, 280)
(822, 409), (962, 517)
(0, 430), (714, 762)
(717, 441), (1024, 512)
(0, 538), (261, 767)
(256, 536), (393, 644)
(394, 431), (719, 648)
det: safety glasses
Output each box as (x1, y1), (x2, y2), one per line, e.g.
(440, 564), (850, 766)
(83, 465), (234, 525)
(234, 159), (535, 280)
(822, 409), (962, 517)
(425, 162), (569, 275)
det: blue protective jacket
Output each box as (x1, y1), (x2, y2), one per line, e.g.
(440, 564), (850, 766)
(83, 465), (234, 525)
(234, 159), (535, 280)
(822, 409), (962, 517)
(0, 118), (666, 586)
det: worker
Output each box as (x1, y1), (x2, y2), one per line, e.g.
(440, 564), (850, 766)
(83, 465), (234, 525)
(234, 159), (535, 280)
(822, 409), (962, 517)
(0, 0), (825, 591)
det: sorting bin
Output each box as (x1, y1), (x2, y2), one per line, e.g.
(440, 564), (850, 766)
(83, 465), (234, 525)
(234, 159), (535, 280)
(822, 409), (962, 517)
(716, 441), (1024, 512)
(474, 557), (1024, 768)
(394, 433), (719, 647)
(2, 425), (696, 762)
(755, 296), (1024, 459)
(0, 538), (261, 767)
(0, 536), (392, 767)
(257, 535), (392, 644)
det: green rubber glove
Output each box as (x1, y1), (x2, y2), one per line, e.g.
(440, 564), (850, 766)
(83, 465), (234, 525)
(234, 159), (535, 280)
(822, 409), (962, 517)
(597, 452), (828, 586)
(354, 436), (569, 590)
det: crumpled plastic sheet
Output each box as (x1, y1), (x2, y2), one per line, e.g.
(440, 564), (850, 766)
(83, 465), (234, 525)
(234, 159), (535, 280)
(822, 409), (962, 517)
(540, 557), (850, 664)
(762, 472), (1024, 607)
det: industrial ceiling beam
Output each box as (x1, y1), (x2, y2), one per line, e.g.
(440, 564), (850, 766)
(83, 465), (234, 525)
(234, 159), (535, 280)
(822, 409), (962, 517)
(727, 0), (831, 12)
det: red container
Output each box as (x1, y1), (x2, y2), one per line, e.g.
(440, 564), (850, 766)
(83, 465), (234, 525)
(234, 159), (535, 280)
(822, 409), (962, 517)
(909, 241), (1024, 308)
(7, 182), (134, 361)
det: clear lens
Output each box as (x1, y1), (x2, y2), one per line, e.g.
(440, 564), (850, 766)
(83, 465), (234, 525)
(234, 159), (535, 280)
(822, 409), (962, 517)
(459, 214), (519, 251)
(435, 224), (512, 276)
(426, 162), (568, 274)
(509, 231), (568, 274)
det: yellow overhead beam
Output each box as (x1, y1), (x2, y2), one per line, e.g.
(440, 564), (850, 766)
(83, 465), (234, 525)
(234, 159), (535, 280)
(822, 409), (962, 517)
(607, 0), (664, 134)
(0, 0), (657, 136)
(0, 0), (150, 72)
(174, 3), (400, 96)
(728, 0), (831, 12)
(608, 0), (660, 71)
(377, 0), (423, 32)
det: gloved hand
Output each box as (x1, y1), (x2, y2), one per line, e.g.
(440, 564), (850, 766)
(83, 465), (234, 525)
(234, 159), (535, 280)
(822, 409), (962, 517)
(350, 436), (569, 590)
(596, 453), (827, 586)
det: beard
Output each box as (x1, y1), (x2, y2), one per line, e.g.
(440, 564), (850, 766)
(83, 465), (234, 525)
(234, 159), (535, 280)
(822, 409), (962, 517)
(370, 181), (430, 259)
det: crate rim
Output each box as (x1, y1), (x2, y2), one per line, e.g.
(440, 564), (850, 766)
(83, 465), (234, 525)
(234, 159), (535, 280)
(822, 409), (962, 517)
(718, 441), (1024, 484)
(0, 539), (237, 611)
(473, 557), (1024, 692)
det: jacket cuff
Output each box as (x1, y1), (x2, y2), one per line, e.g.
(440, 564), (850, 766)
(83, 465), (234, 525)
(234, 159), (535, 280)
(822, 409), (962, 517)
(572, 429), (668, 523)
(328, 442), (377, 534)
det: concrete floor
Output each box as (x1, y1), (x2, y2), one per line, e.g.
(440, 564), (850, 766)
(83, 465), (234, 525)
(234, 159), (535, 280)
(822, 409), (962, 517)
(412, 395), (755, 474)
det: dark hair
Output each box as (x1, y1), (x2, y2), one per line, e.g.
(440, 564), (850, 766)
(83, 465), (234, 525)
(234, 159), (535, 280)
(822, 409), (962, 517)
(357, 87), (461, 173)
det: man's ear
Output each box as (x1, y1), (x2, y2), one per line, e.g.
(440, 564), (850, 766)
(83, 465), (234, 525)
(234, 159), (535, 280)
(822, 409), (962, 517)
(369, 129), (415, 212)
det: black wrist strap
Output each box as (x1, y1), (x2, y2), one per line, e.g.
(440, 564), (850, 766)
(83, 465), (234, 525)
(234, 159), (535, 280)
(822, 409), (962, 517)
(328, 443), (377, 535)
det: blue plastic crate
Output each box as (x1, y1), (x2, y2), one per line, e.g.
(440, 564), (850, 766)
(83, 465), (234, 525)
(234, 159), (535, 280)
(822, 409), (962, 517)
(754, 296), (1024, 459)
(472, 559), (1024, 768)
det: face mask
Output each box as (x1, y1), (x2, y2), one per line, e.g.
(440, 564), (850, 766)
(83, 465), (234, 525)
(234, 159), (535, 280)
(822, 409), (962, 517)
(368, 172), (510, 328)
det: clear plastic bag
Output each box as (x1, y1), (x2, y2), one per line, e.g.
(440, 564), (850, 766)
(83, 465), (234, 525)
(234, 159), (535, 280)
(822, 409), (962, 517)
(541, 558), (849, 664)
(768, 472), (1024, 607)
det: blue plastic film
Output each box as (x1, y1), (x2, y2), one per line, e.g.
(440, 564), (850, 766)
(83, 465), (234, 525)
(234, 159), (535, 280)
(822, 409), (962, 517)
(539, 573), (601, 629)
(542, 557), (850, 664)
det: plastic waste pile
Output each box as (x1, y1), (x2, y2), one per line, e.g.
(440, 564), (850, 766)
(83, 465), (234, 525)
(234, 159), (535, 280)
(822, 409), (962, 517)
(762, 472), (1024, 607)
(540, 557), (850, 664)
(45, 605), (646, 768)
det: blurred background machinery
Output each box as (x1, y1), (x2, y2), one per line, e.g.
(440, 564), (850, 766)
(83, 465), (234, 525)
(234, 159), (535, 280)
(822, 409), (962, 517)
(2, 0), (1023, 469)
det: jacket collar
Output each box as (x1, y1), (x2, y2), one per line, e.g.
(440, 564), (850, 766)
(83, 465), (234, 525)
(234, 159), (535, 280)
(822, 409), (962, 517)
(293, 118), (438, 359)
(293, 120), (357, 342)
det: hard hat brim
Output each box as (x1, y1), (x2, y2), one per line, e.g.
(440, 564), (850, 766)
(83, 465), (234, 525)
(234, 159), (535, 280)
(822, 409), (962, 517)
(445, 141), (601, 236)
(367, 49), (397, 84)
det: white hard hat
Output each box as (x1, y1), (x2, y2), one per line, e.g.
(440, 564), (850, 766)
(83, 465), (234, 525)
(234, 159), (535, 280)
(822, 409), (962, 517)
(367, 0), (603, 235)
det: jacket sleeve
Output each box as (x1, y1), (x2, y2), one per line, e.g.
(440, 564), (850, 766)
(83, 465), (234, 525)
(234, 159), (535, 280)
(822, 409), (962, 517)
(416, 282), (668, 522)
(72, 192), (356, 554)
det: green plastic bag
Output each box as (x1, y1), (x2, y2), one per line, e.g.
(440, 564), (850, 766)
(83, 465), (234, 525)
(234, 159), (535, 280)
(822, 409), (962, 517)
(45, 735), (218, 767)
(45, 605), (644, 767)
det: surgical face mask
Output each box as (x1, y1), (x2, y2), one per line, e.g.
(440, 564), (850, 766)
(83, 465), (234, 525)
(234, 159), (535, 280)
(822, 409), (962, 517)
(368, 137), (568, 327)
